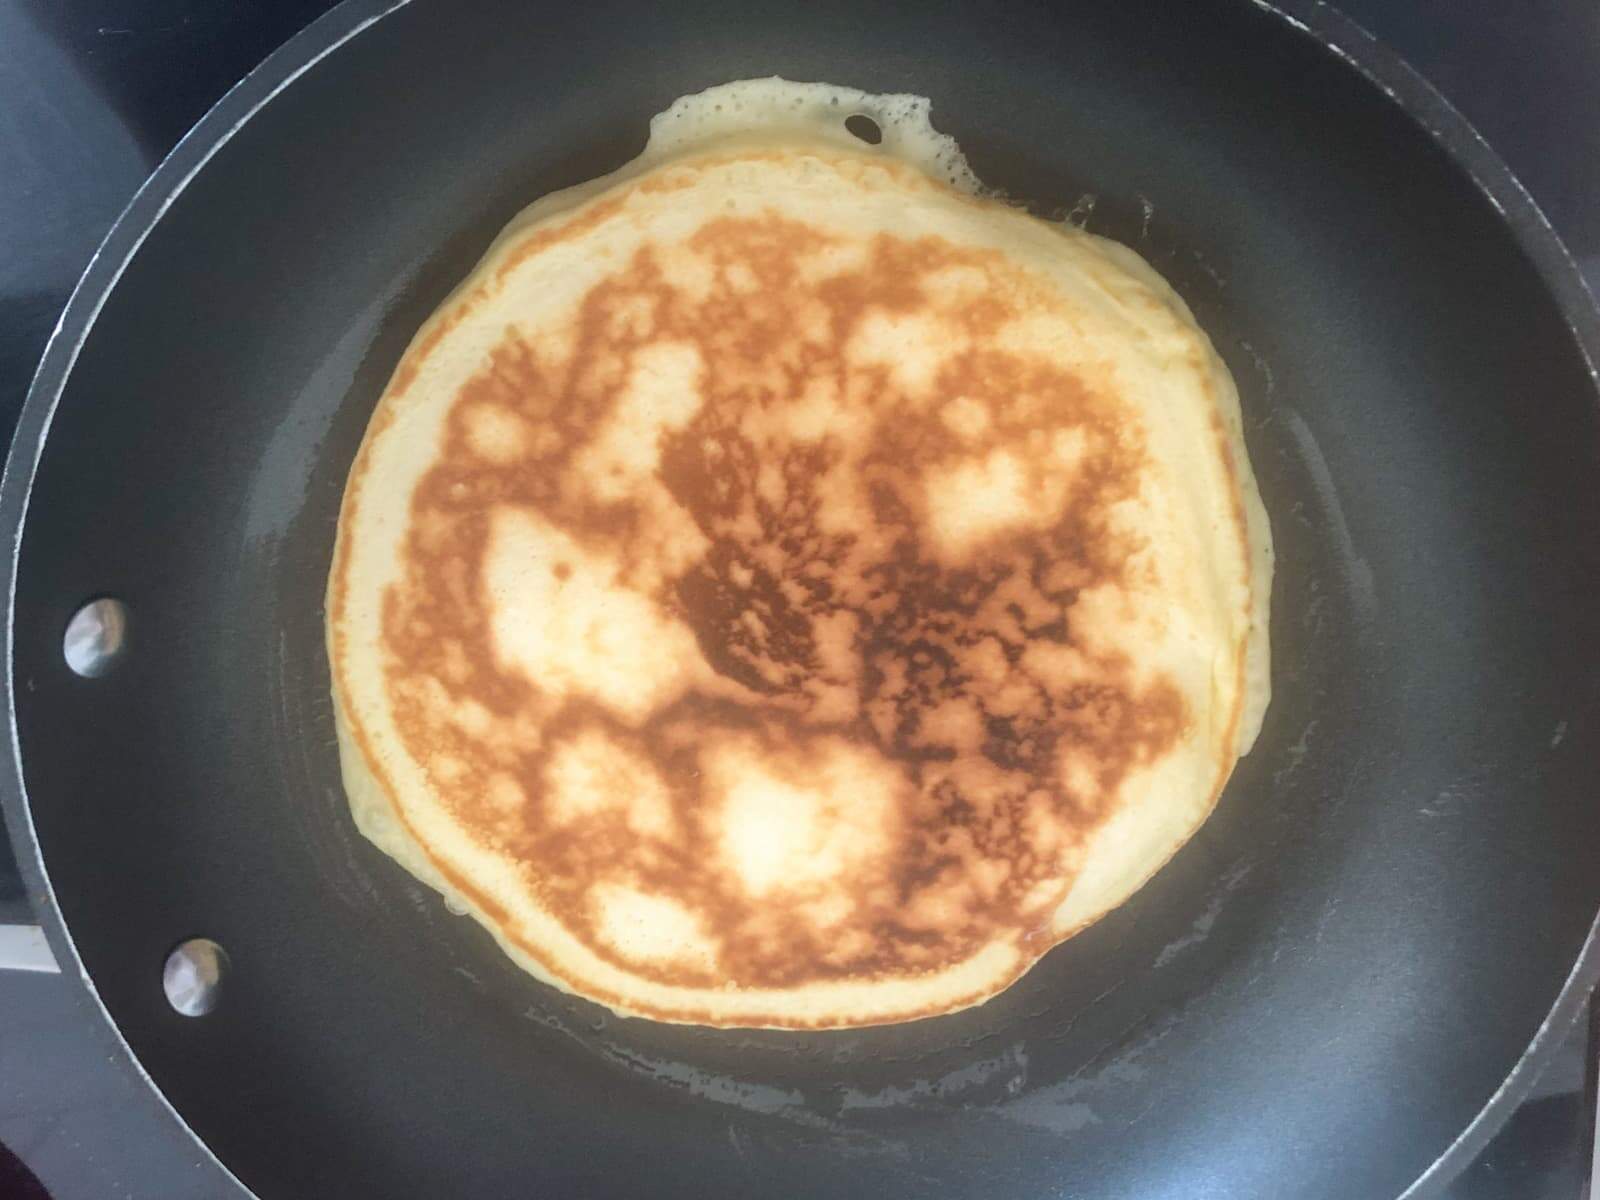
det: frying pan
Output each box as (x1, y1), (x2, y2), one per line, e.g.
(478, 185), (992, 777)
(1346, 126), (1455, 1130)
(5, 0), (1599, 1197)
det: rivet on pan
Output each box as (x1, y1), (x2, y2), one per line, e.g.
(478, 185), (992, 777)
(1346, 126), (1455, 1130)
(163, 938), (229, 1017)
(63, 598), (128, 678)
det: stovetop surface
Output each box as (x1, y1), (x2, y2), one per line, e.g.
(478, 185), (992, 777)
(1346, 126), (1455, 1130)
(0, 2), (1596, 1196)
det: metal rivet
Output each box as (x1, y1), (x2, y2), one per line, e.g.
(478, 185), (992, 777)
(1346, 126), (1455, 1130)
(163, 938), (229, 1017)
(63, 598), (128, 677)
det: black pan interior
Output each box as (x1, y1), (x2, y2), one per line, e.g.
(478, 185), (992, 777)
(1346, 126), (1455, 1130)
(9, 1), (1600, 1197)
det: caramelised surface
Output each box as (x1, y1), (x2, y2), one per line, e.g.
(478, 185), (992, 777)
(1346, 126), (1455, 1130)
(376, 212), (1190, 992)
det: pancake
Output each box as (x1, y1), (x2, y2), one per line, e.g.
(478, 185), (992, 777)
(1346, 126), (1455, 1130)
(326, 79), (1273, 1029)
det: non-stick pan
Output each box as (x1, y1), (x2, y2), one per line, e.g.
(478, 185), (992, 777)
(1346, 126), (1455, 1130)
(5, 1), (1600, 1197)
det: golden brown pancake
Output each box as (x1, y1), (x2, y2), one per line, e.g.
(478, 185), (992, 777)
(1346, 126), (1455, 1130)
(327, 79), (1272, 1029)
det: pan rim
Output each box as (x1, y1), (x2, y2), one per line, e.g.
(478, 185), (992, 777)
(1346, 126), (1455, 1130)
(2, 1), (1597, 1197)
(1243, 8), (1600, 1196)
(0, 2), (412, 1197)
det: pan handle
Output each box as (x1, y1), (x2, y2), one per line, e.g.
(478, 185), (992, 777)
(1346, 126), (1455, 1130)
(0, 924), (58, 973)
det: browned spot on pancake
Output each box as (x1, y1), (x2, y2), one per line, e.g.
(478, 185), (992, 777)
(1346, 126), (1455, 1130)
(378, 214), (1187, 990)
(388, 197), (635, 397)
